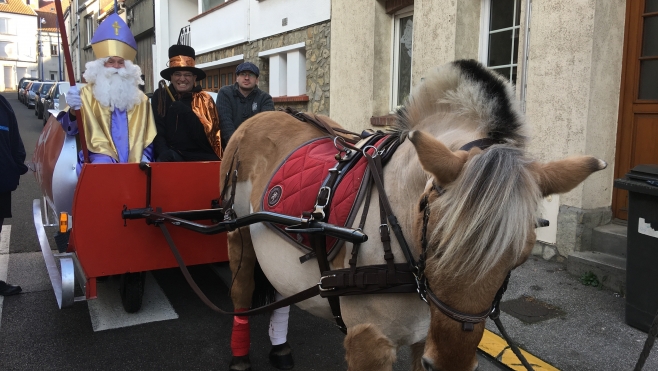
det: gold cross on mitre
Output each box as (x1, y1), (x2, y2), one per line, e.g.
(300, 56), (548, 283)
(112, 21), (121, 35)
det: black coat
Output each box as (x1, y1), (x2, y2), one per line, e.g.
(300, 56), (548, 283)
(0, 95), (28, 193)
(216, 83), (274, 150)
(151, 84), (220, 162)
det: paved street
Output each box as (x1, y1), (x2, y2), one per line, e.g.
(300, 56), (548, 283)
(0, 92), (505, 371)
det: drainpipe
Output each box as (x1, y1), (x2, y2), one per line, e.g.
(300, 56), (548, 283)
(520, 0), (531, 113)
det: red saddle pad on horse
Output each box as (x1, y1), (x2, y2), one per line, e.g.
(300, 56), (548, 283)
(261, 137), (371, 260)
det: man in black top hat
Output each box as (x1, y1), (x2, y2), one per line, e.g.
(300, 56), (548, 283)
(216, 61), (274, 150)
(152, 45), (222, 161)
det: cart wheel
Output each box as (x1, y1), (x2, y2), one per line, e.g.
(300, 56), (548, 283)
(119, 272), (145, 313)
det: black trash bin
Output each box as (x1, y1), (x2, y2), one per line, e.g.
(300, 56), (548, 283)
(614, 164), (658, 333)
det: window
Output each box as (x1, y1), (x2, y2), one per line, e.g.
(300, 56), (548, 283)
(50, 72), (57, 81)
(392, 9), (413, 108)
(202, 0), (225, 12)
(480, 0), (522, 84)
(0, 41), (14, 57)
(0, 18), (14, 35)
(51, 44), (58, 56)
(85, 15), (94, 46)
(258, 43), (307, 98)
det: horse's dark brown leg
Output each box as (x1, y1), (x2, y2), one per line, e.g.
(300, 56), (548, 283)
(228, 226), (256, 371)
(228, 226), (256, 308)
(411, 341), (426, 371)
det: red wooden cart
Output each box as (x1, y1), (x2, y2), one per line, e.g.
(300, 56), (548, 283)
(32, 116), (228, 312)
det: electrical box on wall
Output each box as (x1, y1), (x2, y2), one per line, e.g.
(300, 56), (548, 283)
(536, 195), (559, 244)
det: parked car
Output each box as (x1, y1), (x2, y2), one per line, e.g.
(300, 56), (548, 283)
(17, 77), (38, 101)
(35, 82), (55, 119)
(26, 82), (43, 108)
(18, 80), (32, 104)
(43, 81), (87, 126)
(21, 81), (35, 105)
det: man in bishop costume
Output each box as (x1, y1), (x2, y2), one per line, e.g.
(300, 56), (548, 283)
(60, 13), (156, 171)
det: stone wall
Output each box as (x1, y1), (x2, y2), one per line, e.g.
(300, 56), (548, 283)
(195, 21), (331, 115)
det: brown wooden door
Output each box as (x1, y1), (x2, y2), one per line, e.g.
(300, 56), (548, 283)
(613, 0), (658, 220)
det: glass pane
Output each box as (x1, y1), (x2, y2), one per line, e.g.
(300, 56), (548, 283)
(228, 73), (233, 85)
(488, 30), (513, 67)
(202, 0), (224, 12)
(214, 75), (218, 88)
(638, 59), (658, 99)
(491, 67), (510, 80)
(397, 15), (413, 106)
(643, 16), (658, 56)
(221, 74), (226, 87)
(514, 0), (521, 26)
(511, 66), (517, 85)
(490, 0), (515, 30)
(646, 0), (658, 13)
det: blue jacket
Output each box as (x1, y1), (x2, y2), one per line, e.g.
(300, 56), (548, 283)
(0, 95), (28, 193)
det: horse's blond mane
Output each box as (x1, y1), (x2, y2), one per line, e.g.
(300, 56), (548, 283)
(427, 146), (541, 281)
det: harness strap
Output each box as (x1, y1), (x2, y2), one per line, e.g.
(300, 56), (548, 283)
(365, 151), (417, 271)
(282, 107), (362, 144)
(158, 221), (321, 316)
(310, 233), (348, 333)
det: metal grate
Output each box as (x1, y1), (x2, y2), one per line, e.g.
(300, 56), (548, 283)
(177, 25), (191, 46)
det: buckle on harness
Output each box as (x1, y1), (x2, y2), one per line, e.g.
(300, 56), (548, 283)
(319, 274), (336, 291)
(312, 186), (332, 220)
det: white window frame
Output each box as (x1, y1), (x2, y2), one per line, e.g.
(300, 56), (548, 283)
(258, 42), (307, 98)
(391, 6), (414, 110)
(0, 18), (13, 35)
(478, 0), (521, 83)
(85, 15), (94, 46)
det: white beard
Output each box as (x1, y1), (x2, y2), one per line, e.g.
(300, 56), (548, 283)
(83, 58), (144, 111)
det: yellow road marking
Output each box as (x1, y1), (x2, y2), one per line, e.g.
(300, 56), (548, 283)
(478, 329), (560, 371)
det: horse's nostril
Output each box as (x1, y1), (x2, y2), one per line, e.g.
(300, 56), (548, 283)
(421, 357), (436, 371)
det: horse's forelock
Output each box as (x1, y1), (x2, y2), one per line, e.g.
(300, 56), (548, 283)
(426, 146), (541, 281)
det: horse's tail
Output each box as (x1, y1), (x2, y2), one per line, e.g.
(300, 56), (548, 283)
(398, 59), (528, 147)
(428, 146), (541, 281)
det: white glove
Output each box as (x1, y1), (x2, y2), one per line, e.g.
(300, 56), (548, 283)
(66, 85), (82, 110)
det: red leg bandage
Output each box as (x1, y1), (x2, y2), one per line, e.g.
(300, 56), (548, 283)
(231, 308), (250, 357)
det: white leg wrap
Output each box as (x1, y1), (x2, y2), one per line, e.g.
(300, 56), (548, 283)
(269, 292), (290, 346)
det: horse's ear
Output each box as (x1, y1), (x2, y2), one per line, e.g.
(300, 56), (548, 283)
(408, 130), (468, 185)
(530, 156), (607, 197)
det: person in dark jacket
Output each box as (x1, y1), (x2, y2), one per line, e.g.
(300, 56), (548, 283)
(216, 62), (274, 150)
(152, 45), (221, 161)
(0, 95), (26, 296)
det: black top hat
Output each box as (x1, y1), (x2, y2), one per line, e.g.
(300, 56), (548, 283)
(160, 45), (206, 81)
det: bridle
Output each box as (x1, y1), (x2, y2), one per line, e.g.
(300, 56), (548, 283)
(414, 183), (509, 332)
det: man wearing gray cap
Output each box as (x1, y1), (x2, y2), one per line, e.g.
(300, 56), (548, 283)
(216, 62), (274, 150)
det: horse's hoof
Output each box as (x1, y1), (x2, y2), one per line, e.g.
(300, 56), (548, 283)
(269, 342), (294, 370)
(229, 355), (251, 371)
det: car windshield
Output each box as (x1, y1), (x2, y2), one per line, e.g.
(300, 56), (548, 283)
(30, 83), (42, 92)
(53, 85), (62, 99)
(40, 84), (53, 94)
(20, 81), (29, 89)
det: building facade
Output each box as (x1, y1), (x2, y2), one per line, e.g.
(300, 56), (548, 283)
(155, 0), (330, 113)
(0, 0), (37, 91)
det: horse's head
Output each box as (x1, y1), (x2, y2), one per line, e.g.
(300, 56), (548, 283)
(407, 130), (606, 371)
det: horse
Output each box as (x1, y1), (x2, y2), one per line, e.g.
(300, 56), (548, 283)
(219, 59), (607, 371)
